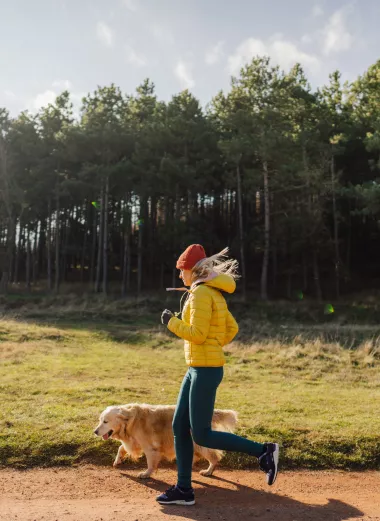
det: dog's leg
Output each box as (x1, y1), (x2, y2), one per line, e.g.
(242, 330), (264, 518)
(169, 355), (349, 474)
(138, 449), (161, 479)
(113, 445), (127, 467)
(199, 452), (219, 477)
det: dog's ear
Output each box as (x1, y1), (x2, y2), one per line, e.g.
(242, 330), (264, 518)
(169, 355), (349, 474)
(116, 407), (134, 421)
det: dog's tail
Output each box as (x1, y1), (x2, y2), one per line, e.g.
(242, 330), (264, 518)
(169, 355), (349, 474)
(212, 409), (238, 433)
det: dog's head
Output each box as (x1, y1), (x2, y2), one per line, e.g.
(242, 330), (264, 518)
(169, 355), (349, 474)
(93, 405), (135, 440)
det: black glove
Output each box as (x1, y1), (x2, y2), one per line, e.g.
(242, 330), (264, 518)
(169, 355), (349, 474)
(161, 309), (173, 325)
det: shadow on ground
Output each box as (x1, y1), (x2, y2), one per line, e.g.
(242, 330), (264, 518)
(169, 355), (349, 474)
(17, 311), (380, 349)
(120, 471), (365, 521)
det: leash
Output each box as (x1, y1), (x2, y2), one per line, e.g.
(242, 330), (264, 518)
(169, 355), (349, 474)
(166, 287), (190, 318)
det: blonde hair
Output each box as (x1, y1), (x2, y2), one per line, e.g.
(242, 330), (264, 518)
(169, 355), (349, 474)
(191, 247), (240, 283)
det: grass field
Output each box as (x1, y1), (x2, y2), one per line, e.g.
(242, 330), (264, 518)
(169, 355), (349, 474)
(0, 300), (380, 470)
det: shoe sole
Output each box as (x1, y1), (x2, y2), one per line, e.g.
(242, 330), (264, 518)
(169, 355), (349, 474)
(157, 500), (195, 506)
(268, 443), (279, 486)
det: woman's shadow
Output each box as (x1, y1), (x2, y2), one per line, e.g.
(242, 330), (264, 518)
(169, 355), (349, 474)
(120, 471), (365, 521)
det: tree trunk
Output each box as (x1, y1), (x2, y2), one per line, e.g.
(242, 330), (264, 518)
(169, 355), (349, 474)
(102, 176), (109, 295)
(8, 217), (16, 287)
(312, 250), (322, 302)
(331, 152), (340, 298)
(126, 224), (131, 294)
(192, 190), (198, 218)
(170, 185), (181, 290)
(302, 253), (308, 292)
(62, 209), (70, 283)
(26, 227), (31, 292)
(236, 164), (246, 299)
(149, 196), (157, 287)
(172, 253), (177, 289)
(0, 139), (13, 293)
(55, 179), (60, 293)
(346, 206), (351, 281)
(260, 160), (270, 300)
(303, 142), (319, 301)
(137, 196), (145, 297)
(80, 204), (88, 284)
(286, 271), (292, 300)
(160, 261), (164, 290)
(0, 268), (9, 294)
(121, 198), (131, 297)
(38, 219), (46, 283)
(47, 198), (52, 291)
(95, 184), (104, 293)
(121, 225), (131, 297)
(90, 204), (97, 283)
(200, 195), (205, 220)
(272, 234), (277, 291)
(0, 215), (16, 293)
(186, 189), (192, 220)
(32, 221), (39, 285)
(14, 222), (22, 284)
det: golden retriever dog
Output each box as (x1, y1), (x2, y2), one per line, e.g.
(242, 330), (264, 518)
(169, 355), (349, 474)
(94, 403), (237, 479)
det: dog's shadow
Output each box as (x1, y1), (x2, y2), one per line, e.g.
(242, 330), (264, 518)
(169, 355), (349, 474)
(120, 471), (365, 521)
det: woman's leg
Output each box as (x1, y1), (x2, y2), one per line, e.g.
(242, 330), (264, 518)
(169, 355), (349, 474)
(189, 367), (265, 457)
(172, 369), (193, 489)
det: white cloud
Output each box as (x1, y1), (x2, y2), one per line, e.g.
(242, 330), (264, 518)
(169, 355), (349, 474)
(32, 90), (57, 110)
(96, 21), (114, 47)
(272, 40), (320, 70)
(227, 39), (266, 74)
(125, 45), (146, 67)
(32, 81), (72, 110)
(123, 0), (138, 11)
(71, 92), (86, 118)
(227, 37), (320, 76)
(322, 9), (353, 55)
(174, 61), (195, 90)
(312, 4), (324, 17)
(52, 79), (72, 90)
(205, 41), (224, 65)
(31, 82), (84, 115)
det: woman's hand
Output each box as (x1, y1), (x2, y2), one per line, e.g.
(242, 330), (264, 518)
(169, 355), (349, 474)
(161, 309), (174, 325)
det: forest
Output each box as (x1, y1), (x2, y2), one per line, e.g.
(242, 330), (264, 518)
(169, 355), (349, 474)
(0, 57), (379, 300)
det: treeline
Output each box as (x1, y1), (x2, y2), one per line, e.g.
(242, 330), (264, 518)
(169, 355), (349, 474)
(0, 57), (379, 299)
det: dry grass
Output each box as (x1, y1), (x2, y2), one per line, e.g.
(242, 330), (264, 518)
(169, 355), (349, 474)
(0, 316), (379, 470)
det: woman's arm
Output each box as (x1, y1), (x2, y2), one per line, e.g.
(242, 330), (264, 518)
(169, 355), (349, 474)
(167, 287), (212, 344)
(224, 310), (239, 345)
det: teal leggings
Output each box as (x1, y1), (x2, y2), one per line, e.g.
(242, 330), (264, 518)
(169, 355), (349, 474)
(173, 366), (265, 488)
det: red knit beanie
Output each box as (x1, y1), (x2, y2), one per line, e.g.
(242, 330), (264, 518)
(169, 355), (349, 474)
(176, 244), (207, 270)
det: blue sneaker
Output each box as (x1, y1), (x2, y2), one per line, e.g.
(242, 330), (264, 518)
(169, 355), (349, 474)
(258, 443), (280, 485)
(156, 485), (195, 506)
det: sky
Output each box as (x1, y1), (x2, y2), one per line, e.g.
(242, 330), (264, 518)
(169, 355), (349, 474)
(0, 0), (379, 116)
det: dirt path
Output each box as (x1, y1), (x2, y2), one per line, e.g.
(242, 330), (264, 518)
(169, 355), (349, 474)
(0, 466), (379, 521)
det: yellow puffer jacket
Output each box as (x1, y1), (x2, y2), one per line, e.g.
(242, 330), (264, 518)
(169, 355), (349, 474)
(167, 274), (239, 367)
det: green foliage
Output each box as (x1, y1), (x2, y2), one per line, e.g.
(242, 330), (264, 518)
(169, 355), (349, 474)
(1, 61), (380, 298)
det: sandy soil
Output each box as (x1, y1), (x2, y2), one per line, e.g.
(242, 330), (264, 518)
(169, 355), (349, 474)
(0, 465), (379, 521)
